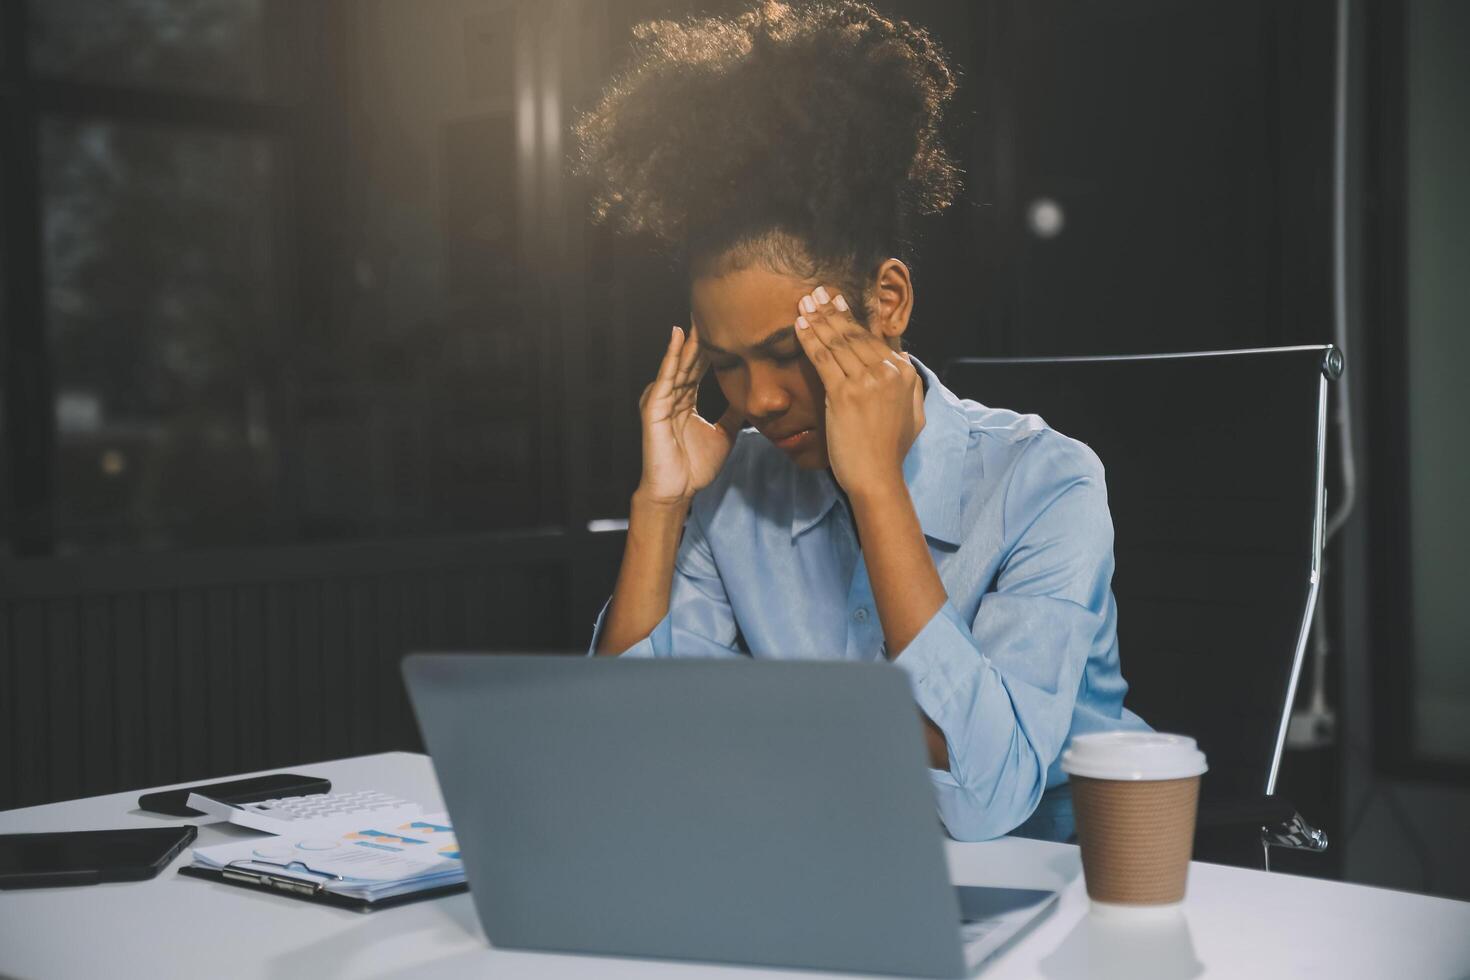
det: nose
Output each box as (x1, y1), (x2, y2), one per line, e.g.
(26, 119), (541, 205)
(744, 362), (791, 421)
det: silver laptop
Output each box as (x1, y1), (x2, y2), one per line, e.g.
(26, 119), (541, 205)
(402, 654), (1056, 977)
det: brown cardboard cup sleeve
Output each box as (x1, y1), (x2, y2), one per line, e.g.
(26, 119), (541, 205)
(1060, 732), (1209, 909)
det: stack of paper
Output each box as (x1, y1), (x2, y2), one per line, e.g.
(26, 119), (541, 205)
(190, 813), (465, 902)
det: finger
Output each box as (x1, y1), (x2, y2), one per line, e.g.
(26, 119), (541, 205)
(683, 345), (711, 396)
(794, 308), (849, 390)
(652, 325), (686, 395)
(820, 287), (916, 384)
(812, 286), (889, 369)
(818, 286), (893, 367)
(671, 322), (704, 389)
(800, 292), (867, 376)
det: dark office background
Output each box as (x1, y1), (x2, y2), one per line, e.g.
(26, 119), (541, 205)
(1, 0), (1466, 900)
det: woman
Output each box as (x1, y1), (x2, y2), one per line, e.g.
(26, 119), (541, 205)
(577, 0), (1148, 842)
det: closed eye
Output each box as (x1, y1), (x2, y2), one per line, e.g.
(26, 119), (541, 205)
(707, 348), (801, 373)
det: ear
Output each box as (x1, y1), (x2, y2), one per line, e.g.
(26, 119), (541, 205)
(868, 258), (913, 348)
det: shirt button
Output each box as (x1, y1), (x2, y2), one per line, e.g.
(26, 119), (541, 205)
(853, 607), (868, 623)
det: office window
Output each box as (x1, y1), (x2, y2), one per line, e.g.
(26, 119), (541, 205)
(29, 0), (266, 98)
(1, 0), (567, 557)
(42, 119), (280, 554)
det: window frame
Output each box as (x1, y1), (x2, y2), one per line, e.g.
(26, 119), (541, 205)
(0, 0), (302, 558)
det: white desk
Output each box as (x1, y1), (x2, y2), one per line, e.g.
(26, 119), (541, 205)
(2, 752), (1467, 979)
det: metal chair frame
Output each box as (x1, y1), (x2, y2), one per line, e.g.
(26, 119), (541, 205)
(944, 345), (1342, 863)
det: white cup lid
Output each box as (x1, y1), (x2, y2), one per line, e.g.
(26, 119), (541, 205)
(1060, 732), (1208, 781)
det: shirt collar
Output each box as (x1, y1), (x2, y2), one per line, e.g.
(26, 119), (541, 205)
(788, 354), (973, 545)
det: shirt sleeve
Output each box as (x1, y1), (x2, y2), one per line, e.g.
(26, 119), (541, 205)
(893, 432), (1115, 841)
(587, 507), (745, 659)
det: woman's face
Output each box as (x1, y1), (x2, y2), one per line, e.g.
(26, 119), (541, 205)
(690, 265), (833, 469)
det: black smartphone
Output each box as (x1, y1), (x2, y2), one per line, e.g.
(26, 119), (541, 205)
(137, 773), (331, 817)
(0, 825), (197, 889)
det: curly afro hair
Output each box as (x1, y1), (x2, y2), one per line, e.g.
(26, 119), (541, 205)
(573, 0), (962, 317)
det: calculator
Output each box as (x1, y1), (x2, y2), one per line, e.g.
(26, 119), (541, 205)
(186, 789), (424, 836)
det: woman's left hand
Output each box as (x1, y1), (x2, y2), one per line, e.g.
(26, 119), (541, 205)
(793, 286), (925, 499)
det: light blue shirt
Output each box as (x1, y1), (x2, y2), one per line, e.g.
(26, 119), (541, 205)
(591, 356), (1149, 841)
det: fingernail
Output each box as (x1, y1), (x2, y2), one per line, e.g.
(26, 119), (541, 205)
(796, 315), (810, 330)
(813, 286), (830, 305)
(800, 294), (816, 314)
(833, 294), (848, 312)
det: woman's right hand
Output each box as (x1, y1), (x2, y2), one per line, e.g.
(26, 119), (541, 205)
(637, 325), (742, 505)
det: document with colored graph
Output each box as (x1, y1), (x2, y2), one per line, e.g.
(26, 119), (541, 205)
(189, 812), (465, 902)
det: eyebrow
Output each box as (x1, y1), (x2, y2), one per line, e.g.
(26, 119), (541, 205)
(699, 325), (797, 357)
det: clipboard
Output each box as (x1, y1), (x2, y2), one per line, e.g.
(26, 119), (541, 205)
(177, 863), (467, 913)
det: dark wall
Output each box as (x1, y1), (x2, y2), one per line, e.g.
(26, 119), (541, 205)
(0, 530), (622, 810)
(761, 0), (1338, 369)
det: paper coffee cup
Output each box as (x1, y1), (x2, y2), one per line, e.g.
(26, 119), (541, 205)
(1060, 732), (1208, 909)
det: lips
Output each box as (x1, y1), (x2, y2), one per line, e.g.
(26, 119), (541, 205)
(767, 428), (814, 450)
